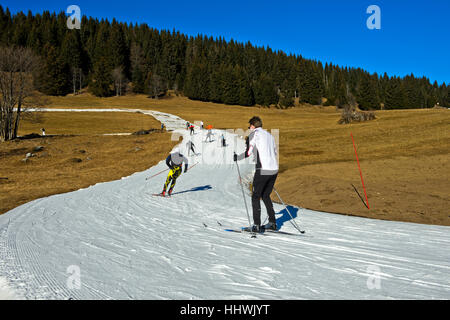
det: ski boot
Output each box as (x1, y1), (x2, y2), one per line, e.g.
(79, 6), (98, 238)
(263, 222), (277, 231)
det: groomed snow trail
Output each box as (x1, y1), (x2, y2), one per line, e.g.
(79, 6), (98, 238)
(0, 109), (449, 300)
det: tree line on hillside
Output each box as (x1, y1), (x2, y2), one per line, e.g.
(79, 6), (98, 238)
(0, 6), (448, 110)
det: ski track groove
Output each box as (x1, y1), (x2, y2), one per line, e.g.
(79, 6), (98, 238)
(8, 208), (106, 299)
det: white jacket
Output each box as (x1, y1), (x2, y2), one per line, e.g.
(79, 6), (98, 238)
(240, 127), (278, 175)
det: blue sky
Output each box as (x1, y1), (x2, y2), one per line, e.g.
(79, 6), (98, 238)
(2, 0), (449, 84)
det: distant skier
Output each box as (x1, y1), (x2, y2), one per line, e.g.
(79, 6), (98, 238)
(160, 148), (188, 196)
(221, 134), (226, 147)
(161, 123), (165, 131)
(186, 122), (190, 130)
(234, 116), (278, 232)
(200, 121), (204, 130)
(189, 124), (195, 136)
(205, 129), (213, 142)
(41, 128), (46, 136)
(186, 140), (197, 156)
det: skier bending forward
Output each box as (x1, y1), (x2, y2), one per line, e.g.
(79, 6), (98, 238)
(161, 148), (188, 196)
(234, 116), (278, 232)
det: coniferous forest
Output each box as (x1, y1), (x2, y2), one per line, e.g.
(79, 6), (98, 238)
(1, 6), (448, 109)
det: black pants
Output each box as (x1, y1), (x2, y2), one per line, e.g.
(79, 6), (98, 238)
(252, 171), (277, 226)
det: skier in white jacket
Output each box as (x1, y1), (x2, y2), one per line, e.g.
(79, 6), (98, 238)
(234, 116), (278, 232)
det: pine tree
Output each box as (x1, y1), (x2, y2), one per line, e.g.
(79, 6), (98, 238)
(279, 79), (294, 108)
(221, 65), (240, 105)
(109, 22), (129, 76)
(131, 65), (145, 93)
(89, 57), (113, 97)
(357, 73), (380, 110)
(93, 22), (112, 69)
(184, 62), (209, 101)
(439, 83), (449, 107)
(299, 63), (323, 105)
(208, 66), (223, 103)
(60, 31), (84, 94)
(130, 43), (145, 93)
(384, 77), (406, 109)
(254, 73), (278, 107)
(34, 44), (71, 95)
(334, 70), (349, 107)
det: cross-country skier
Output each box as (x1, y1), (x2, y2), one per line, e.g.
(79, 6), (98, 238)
(186, 140), (196, 156)
(234, 116), (278, 232)
(160, 148), (189, 196)
(205, 129), (213, 142)
(189, 124), (195, 136)
(221, 134), (226, 147)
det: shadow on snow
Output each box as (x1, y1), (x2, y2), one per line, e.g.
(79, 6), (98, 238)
(275, 205), (299, 230)
(171, 185), (212, 195)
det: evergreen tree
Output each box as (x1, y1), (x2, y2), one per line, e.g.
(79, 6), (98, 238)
(208, 66), (223, 103)
(34, 44), (71, 95)
(93, 22), (112, 68)
(384, 77), (406, 109)
(60, 30), (85, 94)
(221, 65), (240, 105)
(131, 65), (145, 93)
(89, 57), (113, 97)
(184, 62), (209, 101)
(130, 43), (145, 93)
(357, 73), (380, 110)
(239, 85), (255, 106)
(254, 73), (278, 107)
(334, 70), (349, 107)
(109, 22), (129, 76)
(299, 63), (323, 105)
(279, 79), (294, 108)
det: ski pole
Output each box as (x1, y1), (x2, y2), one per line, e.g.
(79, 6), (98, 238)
(234, 160), (254, 237)
(188, 162), (199, 170)
(273, 187), (305, 234)
(145, 168), (169, 180)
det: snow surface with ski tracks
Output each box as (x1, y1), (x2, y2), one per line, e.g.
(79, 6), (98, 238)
(0, 109), (449, 300)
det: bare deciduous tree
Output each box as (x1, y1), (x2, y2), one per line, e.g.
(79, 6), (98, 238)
(146, 72), (167, 99)
(0, 46), (38, 141)
(112, 66), (126, 96)
(71, 67), (83, 95)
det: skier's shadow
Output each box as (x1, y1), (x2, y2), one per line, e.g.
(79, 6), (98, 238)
(275, 205), (299, 229)
(171, 185), (212, 195)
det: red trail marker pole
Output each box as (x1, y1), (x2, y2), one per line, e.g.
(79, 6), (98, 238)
(351, 133), (370, 209)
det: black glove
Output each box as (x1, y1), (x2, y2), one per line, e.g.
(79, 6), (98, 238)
(233, 153), (238, 162)
(184, 164), (188, 173)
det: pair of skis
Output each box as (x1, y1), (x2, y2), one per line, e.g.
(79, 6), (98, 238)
(225, 227), (304, 237)
(234, 160), (306, 238)
(216, 221), (305, 238)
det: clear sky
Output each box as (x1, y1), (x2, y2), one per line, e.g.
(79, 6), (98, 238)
(2, 0), (449, 84)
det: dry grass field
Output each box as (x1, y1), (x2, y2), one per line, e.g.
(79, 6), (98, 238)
(19, 110), (160, 136)
(1, 92), (449, 226)
(0, 111), (177, 215)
